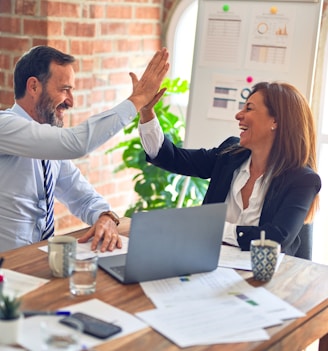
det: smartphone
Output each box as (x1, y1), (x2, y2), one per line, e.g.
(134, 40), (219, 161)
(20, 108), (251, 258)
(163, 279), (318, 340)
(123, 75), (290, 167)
(60, 312), (122, 339)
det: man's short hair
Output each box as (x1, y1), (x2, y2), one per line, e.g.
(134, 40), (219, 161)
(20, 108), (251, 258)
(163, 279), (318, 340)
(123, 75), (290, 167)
(14, 46), (75, 99)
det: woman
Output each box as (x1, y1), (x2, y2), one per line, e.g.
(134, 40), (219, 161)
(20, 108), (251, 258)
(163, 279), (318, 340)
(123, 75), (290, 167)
(137, 82), (321, 256)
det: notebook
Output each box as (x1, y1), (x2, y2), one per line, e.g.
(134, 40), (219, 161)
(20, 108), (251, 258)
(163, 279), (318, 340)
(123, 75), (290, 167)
(98, 203), (227, 284)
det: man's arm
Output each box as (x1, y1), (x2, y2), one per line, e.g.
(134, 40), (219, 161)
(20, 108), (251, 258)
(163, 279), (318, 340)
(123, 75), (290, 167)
(54, 160), (122, 252)
(0, 48), (169, 160)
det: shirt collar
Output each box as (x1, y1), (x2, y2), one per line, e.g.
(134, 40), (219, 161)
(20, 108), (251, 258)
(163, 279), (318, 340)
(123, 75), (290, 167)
(240, 156), (251, 175)
(10, 103), (33, 121)
(239, 156), (272, 185)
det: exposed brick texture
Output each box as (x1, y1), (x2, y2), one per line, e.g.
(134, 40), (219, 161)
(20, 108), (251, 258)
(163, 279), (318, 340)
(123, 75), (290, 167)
(0, 0), (179, 235)
(0, 0), (327, 239)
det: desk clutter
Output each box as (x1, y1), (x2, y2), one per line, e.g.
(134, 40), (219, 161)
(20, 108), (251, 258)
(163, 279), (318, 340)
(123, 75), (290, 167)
(18, 299), (146, 350)
(0, 260), (305, 349)
(137, 267), (304, 347)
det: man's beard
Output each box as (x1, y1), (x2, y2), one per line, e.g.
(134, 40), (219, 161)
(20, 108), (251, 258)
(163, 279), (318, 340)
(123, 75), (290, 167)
(35, 90), (64, 127)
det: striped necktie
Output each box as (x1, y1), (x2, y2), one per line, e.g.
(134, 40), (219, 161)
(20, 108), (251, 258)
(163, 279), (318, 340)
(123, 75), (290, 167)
(41, 159), (55, 240)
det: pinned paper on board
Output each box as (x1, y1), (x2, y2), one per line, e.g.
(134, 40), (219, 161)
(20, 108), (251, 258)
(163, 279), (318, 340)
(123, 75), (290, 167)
(184, 0), (322, 149)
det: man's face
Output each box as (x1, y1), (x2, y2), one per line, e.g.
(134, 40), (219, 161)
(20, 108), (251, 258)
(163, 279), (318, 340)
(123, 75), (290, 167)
(35, 62), (75, 127)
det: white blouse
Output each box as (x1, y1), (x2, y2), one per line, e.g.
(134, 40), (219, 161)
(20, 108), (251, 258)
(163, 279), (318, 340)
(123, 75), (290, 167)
(138, 118), (271, 248)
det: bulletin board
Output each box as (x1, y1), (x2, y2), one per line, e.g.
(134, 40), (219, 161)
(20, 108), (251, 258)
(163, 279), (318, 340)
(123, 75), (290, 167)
(184, 0), (323, 149)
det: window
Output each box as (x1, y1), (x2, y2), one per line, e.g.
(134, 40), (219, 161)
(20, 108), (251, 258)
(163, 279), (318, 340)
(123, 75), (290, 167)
(313, 26), (328, 265)
(165, 0), (198, 107)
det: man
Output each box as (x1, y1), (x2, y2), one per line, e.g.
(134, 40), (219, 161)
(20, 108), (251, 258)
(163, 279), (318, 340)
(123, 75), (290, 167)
(0, 45), (169, 253)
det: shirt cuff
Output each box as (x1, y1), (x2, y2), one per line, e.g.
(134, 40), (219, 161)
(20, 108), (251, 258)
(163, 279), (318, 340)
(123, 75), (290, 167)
(138, 118), (164, 159)
(222, 221), (239, 247)
(114, 100), (137, 126)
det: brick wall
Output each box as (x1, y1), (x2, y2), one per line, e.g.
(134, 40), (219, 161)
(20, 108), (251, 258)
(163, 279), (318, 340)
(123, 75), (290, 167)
(0, 0), (178, 235)
(0, 0), (327, 237)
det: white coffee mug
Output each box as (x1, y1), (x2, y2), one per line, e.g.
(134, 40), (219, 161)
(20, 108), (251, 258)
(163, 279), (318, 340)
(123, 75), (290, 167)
(48, 236), (77, 277)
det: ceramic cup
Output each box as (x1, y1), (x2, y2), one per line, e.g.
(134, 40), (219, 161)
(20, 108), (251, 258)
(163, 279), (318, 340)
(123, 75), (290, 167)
(47, 236), (76, 278)
(250, 239), (281, 282)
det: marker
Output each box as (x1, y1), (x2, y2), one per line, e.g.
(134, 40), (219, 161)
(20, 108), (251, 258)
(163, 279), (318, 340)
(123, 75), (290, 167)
(23, 310), (71, 317)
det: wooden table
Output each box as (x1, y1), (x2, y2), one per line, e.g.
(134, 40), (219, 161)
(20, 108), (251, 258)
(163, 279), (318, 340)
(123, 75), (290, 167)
(1, 217), (328, 351)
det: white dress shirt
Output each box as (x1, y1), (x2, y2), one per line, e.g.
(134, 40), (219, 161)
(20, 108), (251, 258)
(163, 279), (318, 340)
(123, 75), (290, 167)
(0, 101), (136, 252)
(138, 118), (270, 247)
(223, 157), (270, 246)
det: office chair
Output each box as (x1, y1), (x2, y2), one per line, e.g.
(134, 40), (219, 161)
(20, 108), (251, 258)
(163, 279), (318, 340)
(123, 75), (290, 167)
(294, 223), (313, 260)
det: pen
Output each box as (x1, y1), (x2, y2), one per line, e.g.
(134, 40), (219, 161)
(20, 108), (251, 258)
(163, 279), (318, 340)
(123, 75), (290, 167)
(23, 310), (71, 317)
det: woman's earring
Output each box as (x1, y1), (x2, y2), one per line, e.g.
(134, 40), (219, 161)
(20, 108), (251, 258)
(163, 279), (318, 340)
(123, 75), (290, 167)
(271, 126), (276, 131)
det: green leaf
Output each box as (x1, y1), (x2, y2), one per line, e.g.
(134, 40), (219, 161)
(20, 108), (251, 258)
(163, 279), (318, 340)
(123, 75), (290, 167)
(0, 295), (21, 320)
(105, 77), (209, 217)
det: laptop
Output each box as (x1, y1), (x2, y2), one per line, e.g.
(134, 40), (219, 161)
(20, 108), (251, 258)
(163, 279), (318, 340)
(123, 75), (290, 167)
(98, 203), (227, 284)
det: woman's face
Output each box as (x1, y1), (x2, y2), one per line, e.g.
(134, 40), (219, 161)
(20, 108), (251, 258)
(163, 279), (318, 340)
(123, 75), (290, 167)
(235, 91), (277, 152)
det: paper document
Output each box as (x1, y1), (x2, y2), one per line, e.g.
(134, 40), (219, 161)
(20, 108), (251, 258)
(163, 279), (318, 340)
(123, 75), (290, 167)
(138, 267), (304, 347)
(140, 267), (303, 319)
(241, 286), (305, 321)
(18, 298), (147, 350)
(136, 297), (277, 347)
(2, 269), (49, 298)
(141, 267), (251, 308)
(38, 234), (128, 259)
(219, 245), (285, 271)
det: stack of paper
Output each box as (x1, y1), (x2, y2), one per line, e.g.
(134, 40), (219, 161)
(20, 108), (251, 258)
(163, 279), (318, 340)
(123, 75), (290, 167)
(137, 267), (304, 347)
(2, 269), (49, 298)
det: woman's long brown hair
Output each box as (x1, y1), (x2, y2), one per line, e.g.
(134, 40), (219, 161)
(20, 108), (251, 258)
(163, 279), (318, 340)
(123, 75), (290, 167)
(250, 82), (319, 222)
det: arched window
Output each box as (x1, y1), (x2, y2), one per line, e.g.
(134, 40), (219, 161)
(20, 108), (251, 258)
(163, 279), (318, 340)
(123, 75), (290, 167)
(165, 0), (198, 107)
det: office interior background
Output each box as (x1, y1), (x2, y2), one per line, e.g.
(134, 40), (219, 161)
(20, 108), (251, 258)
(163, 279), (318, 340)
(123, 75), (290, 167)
(0, 0), (327, 265)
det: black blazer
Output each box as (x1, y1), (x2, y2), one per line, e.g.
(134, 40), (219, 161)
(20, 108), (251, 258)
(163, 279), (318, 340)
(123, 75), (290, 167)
(146, 136), (321, 256)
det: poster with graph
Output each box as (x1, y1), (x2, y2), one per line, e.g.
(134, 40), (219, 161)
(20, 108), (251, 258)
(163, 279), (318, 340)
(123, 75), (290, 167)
(185, 0), (323, 149)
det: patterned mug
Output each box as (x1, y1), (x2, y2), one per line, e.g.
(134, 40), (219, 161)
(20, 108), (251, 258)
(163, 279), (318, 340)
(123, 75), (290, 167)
(250, 239), (281, 282)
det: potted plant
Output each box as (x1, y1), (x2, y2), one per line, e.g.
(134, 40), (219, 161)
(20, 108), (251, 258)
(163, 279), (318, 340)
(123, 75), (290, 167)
(107, 77), (209, 217)
(0, 294), (22, 345)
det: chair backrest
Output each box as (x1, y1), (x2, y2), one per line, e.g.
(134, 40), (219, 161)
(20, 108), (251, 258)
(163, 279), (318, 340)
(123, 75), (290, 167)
(294, 223), (313, 260)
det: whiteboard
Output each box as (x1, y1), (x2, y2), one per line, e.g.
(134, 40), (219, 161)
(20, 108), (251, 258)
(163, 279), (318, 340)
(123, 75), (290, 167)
(184, 0), (323, 149)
